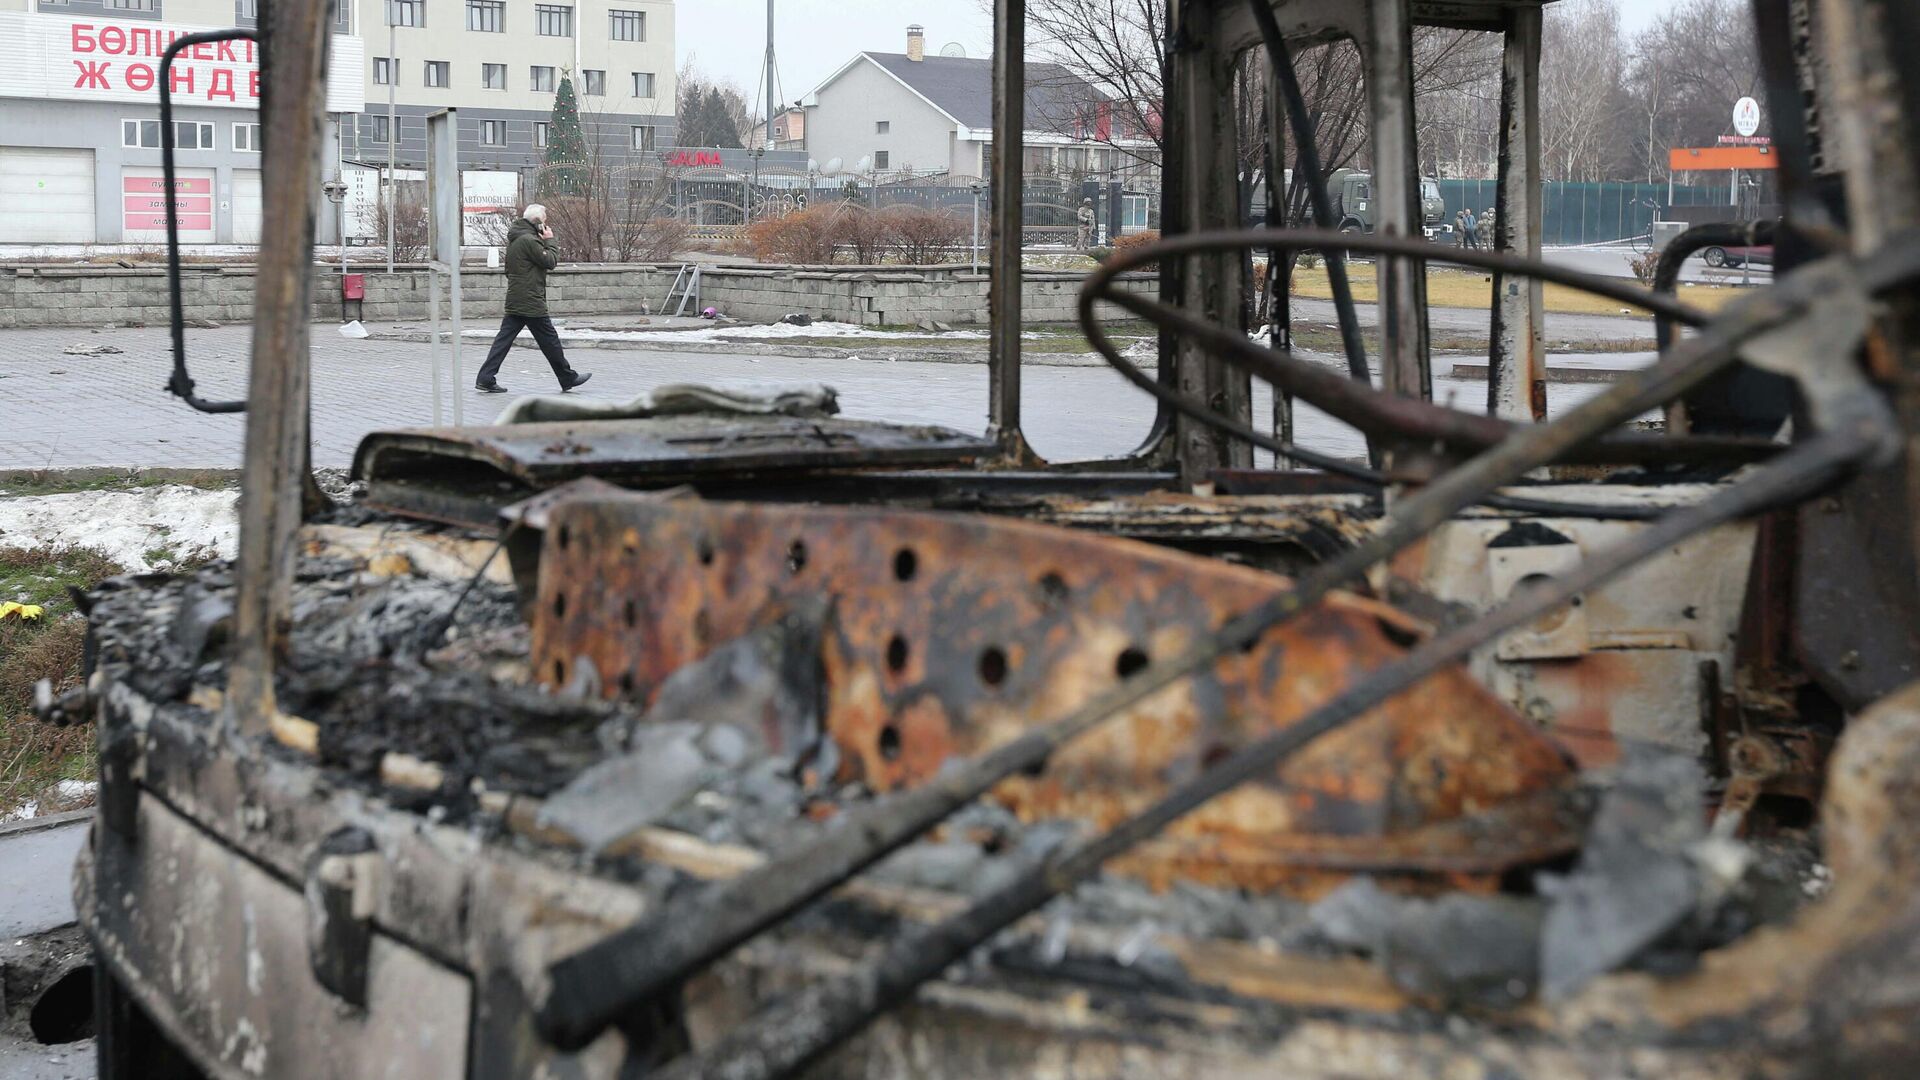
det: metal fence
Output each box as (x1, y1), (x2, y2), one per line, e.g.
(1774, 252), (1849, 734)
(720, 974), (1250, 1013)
(1434, 179), (1769, 247)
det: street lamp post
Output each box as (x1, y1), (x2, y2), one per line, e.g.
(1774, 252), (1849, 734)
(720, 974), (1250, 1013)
(968, 179), (986, 273)
(386, 9), (396, 274)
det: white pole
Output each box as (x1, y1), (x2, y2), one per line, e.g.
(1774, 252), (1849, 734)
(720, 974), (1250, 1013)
(449, 262), (463, 425)
(386, 17), (396, 274)
(427, 265), (443, 424)
(971, 190), (980, 272)
(336, 116), (348, 314)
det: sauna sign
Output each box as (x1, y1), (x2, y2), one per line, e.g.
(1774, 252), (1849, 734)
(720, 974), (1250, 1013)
(663, 150), (725, 168)
(124, 174), (211, 233)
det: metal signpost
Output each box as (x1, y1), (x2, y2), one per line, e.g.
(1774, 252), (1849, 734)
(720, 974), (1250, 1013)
(1731, 96), (1760, 205)
(426, 108), (462, 426)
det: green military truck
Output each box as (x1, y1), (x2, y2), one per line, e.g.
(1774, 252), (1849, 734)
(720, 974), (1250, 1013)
(1254, 170), (1454, 239)
(1326, 169), (1452, 238)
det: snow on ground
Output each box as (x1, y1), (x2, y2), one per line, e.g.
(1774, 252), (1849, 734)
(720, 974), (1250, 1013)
(0, 486), (239, 571)
(0, 780), (97, 823)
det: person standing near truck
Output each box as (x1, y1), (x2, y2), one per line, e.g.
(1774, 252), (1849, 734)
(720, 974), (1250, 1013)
(1462, 206), (1480, 249)
(475, 204), (593, 394)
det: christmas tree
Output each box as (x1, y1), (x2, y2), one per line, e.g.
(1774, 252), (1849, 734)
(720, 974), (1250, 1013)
(543, 71), (589, 196)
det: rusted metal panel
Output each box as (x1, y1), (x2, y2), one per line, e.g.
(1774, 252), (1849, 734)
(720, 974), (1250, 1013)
(1397, 494), (1758, 765)
(532, 498), (1576, 890)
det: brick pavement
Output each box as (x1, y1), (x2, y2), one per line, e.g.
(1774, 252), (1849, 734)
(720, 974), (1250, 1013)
(0, 323), (1174, 468)
(0, 324), (1631, 471)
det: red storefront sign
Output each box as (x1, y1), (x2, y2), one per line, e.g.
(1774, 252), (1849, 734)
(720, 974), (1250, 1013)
(123, 174), (212, 233)
(663, 150), (724, 168)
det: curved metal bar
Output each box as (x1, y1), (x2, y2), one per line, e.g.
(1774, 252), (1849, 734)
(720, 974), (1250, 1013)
(1653, 220), (1775, 353)
(1078, 228), (1779, 474)
(160, 29), (258, 415)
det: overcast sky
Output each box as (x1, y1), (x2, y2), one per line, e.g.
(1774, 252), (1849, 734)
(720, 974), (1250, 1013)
(678, 0), (1680, 116)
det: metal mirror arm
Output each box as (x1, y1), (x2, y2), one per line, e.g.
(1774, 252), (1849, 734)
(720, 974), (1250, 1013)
(159, 29), (258, 415)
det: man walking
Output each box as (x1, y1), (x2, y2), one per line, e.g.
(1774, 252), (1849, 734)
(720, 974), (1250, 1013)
(475, 204), (592, 394)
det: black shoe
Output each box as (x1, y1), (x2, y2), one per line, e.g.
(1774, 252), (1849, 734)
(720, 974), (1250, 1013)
(561, 372), (593, 392)
(476, 382), (508, 394)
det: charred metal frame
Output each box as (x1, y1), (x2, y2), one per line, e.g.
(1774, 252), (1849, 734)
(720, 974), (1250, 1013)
(83, 0), (1920, 1075)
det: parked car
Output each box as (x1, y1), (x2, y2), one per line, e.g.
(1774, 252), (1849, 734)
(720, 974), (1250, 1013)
(1701, 243), (1773, 268)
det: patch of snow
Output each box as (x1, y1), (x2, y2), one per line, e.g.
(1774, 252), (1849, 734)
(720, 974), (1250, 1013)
(0, 485), (239, 571)
(0, 800), (37, 823)
(54, 779), (97, 802)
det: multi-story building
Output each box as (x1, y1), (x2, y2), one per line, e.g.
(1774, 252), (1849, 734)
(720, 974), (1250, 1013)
(0, 0), (676, 244)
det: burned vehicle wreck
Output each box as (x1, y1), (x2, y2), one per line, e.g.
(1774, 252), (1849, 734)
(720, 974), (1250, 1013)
(40, 0), (1920, 1076)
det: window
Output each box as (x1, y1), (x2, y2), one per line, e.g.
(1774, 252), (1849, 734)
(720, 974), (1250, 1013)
(608, 9), (644, 40)
(630, 125), (656, 151)
(535, 4), (571, 36)
(122, 119), (214, 149)
(873, 151), (890, 170)
(368, 115), (391, 143)
(1023, 146), (1053, 174)
(631, 71), (655, 98)
(106, 0), (155, 10)
(583, 69), (605, 96)
(529, 66), (555, 92)
(876, 121), (890, 135)
(235, 0), (257, 20)
(385, 0), (423, 27)
(479, 120), (506, 146)
(233, 122), (261, 151)
(533, 122), (549, 149)
(466, 0), (503, 31)
(1122, 193), (1151, 230)
(424, 60), (449, 88)
(481, 63), (505, 90)
(373, 57), (395, 85)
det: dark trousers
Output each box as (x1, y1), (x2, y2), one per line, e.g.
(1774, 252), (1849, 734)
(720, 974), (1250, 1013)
(477, 314), (577, 387)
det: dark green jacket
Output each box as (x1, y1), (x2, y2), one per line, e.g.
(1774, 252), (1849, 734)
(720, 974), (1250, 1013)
(504, 218), (561, 317)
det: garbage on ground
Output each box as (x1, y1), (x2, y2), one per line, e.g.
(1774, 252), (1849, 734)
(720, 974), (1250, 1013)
(338, 320), (371, 339)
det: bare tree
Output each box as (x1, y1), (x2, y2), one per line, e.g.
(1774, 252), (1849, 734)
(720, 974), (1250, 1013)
(1021, 0), (1169, 168)
(1539, 0), (1634, 181)
(538, 97), (678, 262)
(1626, 0), (1760, 180)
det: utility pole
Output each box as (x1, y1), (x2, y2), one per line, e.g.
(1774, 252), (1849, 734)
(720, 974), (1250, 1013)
(752, 0), (774, 221)
(386, 10), (397, 274)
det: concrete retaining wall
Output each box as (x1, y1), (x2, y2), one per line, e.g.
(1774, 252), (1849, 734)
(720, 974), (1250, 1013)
(0, 263), (1155, 329)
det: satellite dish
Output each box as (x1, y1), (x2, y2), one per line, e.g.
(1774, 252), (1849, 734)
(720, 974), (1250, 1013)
(856, 155), (873, 173)
(822, 157), (843, 176)
(807, 157), (819, 172)
(940, 42), (967, 58)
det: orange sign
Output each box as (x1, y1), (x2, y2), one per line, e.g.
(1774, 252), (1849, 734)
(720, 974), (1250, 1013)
(1668, 145), (1777, 171)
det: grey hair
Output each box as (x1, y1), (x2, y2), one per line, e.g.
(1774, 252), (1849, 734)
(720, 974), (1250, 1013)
(523, 203), (547, 224)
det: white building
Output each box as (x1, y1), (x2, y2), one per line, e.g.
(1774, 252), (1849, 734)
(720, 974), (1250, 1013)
(799, 25), (1156, 189)
(0, 0), (676, 244)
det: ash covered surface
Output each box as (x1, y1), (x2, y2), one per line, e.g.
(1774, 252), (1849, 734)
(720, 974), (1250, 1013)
(82, 530), (1830, 1010)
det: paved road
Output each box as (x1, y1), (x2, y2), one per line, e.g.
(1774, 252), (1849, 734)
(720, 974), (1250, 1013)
(1542, 246), (1771, 285)
(0, 324), (1640, 470)
(0, 815), (86, 939)
(0, 816), (91, 1080)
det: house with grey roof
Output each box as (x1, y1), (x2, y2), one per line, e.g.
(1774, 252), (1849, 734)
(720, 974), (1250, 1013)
(799, 25), (1158, 190)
